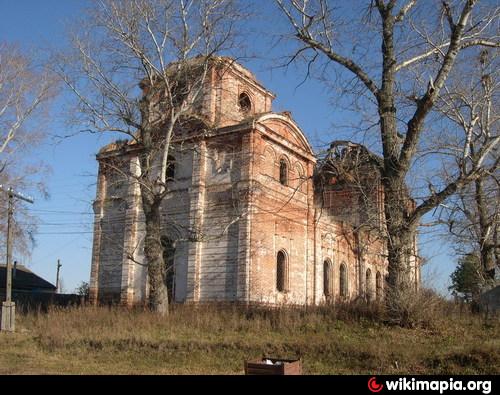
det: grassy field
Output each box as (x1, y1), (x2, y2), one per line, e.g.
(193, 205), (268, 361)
(0, 303), (498, 375)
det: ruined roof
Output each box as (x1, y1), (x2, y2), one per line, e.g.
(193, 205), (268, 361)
(215, 56), (275, 98)
(98, 138), (138, 155)
(139, 55), (275, 98)
(318, 141), (383, 180)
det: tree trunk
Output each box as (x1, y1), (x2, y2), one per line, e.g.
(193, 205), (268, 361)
(138, 94), (170, 314)
(494, 222), (499, 276)
(475, 179), (496, 280)
(141, 188), (169, 315)
(376, 8), (420, 322)
(383, 176), (418, 323)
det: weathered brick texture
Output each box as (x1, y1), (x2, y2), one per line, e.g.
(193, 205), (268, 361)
(90, 58), (419, 306)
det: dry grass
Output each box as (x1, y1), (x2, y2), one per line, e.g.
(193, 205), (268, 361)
(0, 302), (498, 375)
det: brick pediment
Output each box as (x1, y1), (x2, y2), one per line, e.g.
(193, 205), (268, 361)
(255, 114), (314, 159)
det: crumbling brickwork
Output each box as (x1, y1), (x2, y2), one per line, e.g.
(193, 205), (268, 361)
(89, 58), (420, 307)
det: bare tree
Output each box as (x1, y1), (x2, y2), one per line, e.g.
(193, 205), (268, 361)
(446, 176), (500, 281)
(0, 43), (55, 258)
(437, 50), (499, 282)
(56, 0), (244, 314)
(276, 0), (499, 321)
(0, 43), (54, 170)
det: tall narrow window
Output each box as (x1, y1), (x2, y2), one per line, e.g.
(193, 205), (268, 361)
(166, 155), (176, 182)
(339, 263), (348, 298)
(279, 159), (288, 186)
(323, 260), (333, 298)
(376, 271), (383, 301)
(238, 92), (252, 113)
(276, 250), (288, 293)
(161, 237), (176, 303)
(366, 268), (373, 302)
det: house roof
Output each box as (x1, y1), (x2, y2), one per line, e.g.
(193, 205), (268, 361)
(0, 264), (56, 291)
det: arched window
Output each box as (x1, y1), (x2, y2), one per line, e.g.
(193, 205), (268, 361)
(161, 237), (176, 302)
(376, 271), (383, 301)
(295, 163), (305, 193)
(263, 145), (276, 178)
(339, 263), (348, 298)
(279, 159), (288, 186)
(166, 155), (176, 182)
(276, 250), (288, 293)
(366, 268), (373, 302)
(238, 92), (252, 113)
(323, 260), (333, 298)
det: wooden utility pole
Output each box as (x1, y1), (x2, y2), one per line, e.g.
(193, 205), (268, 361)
(56, 259), (62, 294)
(5, 192), (13, 303)
(0, 185), (34, 332)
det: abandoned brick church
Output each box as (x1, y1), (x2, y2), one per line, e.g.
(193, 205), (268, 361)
(89, 58), (420, 307)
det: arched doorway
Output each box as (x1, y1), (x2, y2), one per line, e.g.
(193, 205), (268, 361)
(323, 259), (333, 300)
(376, 271), (383, 302)
(340, 263), (348, 298)
(161, 237), (176, 303)
(366, 268), (373, 302)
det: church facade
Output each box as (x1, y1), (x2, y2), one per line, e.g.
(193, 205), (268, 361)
(89, 58), (420, 307)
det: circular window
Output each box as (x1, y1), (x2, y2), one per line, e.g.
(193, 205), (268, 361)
(238, 92), (252, 113)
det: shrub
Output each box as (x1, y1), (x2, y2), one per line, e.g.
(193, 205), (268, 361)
(385, 286), (448, 329)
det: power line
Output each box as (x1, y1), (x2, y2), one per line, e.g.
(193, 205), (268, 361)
(27, 209), (94, 214)
(35, 235), (83, 262)
(34, 231), (95, 235)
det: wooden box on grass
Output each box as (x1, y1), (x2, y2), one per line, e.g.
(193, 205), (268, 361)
(244, 357), (302, 375)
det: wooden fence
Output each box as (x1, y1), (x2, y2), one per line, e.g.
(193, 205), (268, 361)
(0, 290), (84, 313)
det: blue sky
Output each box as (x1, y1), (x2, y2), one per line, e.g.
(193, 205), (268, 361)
(1, 0), (456, 294)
